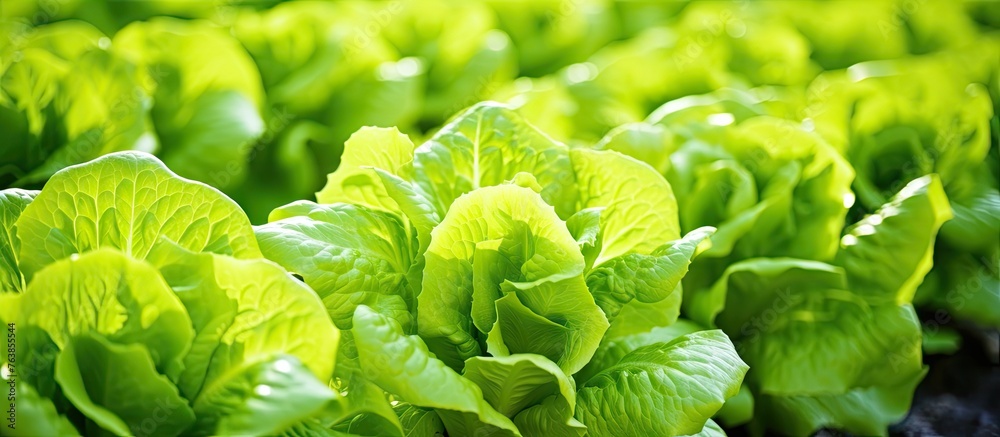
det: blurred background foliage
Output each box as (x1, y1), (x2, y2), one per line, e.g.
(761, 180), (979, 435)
(3, 0), (996, 224)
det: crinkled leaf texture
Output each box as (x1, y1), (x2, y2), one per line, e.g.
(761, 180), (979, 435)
(586, 227), (713, 336)
(255, 200), (417, 332)
(574, 330), (747, 437)
(14, 151), (261, 281)
(258, 102), (753, 437)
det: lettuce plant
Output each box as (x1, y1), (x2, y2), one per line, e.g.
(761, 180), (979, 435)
(256, 102), (748, 436)
(596, 88), (854, 294)
(806, 50), (1000, 327)
(0, 22), (154, 188)
(590, 88), (956, 435)
(1, 152), (340, 436)
(686, 176), (951, 436)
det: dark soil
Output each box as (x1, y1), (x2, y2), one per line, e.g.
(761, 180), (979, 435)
(889, 326), (1000, 437)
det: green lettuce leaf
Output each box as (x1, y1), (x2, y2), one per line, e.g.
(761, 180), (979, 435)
(1, 381), (79, 437)
(418, 184), (606, 373)
(17, 249), (192, 379)
(836, 175), (952, 304)
(14, 151), (261, 280)
(351, 306), (521, 437)
(0, 189), (36, 292)
(409, 102), (578, 219)
(575, 330), (747, 437)
(585, 227), (713, 330)
(0, 22), (154, 187)
(146, 240), (338, 402)
(255, 201), (417, 332)
(463, 354), (576, 421)
(55, 331), (194, 437)
(191, 355), (337, 436)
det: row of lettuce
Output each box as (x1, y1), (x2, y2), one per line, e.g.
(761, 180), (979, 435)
(0, 100), (973, 436)
(1, 1), (997, 435)
(2, 1), (998, 223)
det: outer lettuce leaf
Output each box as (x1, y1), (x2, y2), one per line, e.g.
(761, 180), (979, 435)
(418, 184), (606, 373)
(564, 207), (603, 252)
(738, 290), (924, 396)
(754, 370), (926, 437)
(328, 332), (406, 436)
(14, 151), (261, 280)
(335, 401), (444, 437)
(836, 175), (952, 304)
(54, 331), (195, 437)
(409, 102), (579, 219)
(146, 240), (338, 403)
(576, 319), (704, 385)
(670, 116), (852, 263)
(463, 354), (576, 421)
(316, 127), (416, 212)
(255, 200), (416, 332)
(585, 227), (713, 329)
(569, 148), (681, 267)
(685, 174), (952, 435)
(17, 249), (193, 379)
(511, 395), (588, 437)
(0, 189), (36, 292)
(394, 403), (446, 437)
(351, 306), (521, 437)
(595, 122), (676, 175)
(575, 330), (747, 437)
(191, 355), (338, 436)
(716, 385), (754, 427)
(916, 252), (1000, 327)
(604, 95), (854, 301)
(683, 419), (726, 437)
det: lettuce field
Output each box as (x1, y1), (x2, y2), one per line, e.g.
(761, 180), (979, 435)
(1, 0), (999, 436)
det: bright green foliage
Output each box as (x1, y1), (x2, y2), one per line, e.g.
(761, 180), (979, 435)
(0, 22), (154, 188)
(112, 18), (266, 191)
(14, 152), (261, 281)
(0, 189), (36, 292)
(0, 152), (340, 436)
(681, 176), (952, 436)
(3, 1), (998, 435)
(575, 331), (747, 437)
(258, 103), (746, 436)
